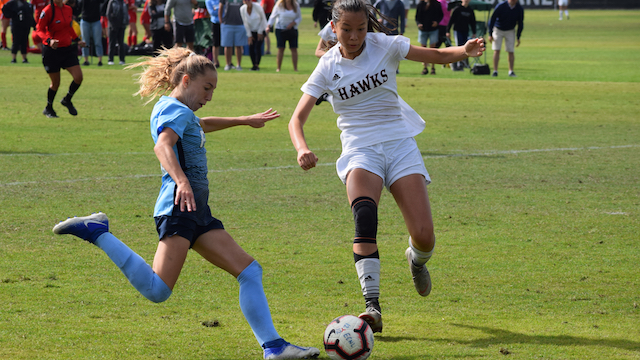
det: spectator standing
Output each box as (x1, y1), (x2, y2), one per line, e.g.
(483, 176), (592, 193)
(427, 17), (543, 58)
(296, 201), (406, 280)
(140, 0), (152, 41)
(165, 0), (197, 50)
(35, 0), (86, 118)
(125, 0), (138, 46)
(375, 0), (405, 35)
(414, 0), (442, 74)
(0, 0), (10, 50)
(558, 0), (568, 20)
(30, 0), (48, 52)
(266, 0), (301, 72)
(79, 0), (104, 66)
(149, 0), (173, 50)
(106, 0), (129, 65)
(434, 0), (450, 66)
(218, 0), (246, 70)
(312, 0), (330, 29)
(488, 0), (523, 77)
(240, 0), (267, 70)
(204, 0), (221, 67)
(2, 0), (35, 63)
(401, 0), (410, 28)
(447, 0), (475, 46)
(259, 0), (272, 53)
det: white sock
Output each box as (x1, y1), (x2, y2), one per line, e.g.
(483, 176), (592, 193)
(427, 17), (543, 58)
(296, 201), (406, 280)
(408, 236), (434, 267)
(355, 258), (380, 300)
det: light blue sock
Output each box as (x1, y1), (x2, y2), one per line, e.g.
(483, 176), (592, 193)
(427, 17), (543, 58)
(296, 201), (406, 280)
(94, 232), (172, 303)
(238, 260), (281, 347)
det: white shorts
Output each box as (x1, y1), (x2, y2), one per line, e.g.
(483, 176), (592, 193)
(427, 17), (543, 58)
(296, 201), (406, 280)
(492, 28), (516, 52)
(557, 0), (568, 6)
(336, 137), (431, 190)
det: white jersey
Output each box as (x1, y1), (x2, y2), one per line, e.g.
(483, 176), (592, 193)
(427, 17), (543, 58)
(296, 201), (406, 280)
(302, 32), (425, 151)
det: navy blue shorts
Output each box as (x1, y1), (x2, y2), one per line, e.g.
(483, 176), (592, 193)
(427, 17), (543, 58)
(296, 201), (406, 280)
(275, 28), (298, 49)
(155, 215), (224, 248)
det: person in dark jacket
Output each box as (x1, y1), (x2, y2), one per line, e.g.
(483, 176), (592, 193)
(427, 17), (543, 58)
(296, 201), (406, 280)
(414, 0), (442, 74)
(79, 0), (105, 66)
(35, 0), (85, 118)
(446, 0), (475, 46)
(312, 0), (331, 29)
(375, 0), (404, 35)
(488, 0), (523, 77)
(2, 0), (35, 63)
(148, 0), (173, 51)
(105, 0), (129, 64)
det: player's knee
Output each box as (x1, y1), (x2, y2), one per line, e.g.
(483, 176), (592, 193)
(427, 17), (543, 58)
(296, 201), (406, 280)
(410, 226), (435, 252)
(351, 196), (378, 241)
(145, 278), (173, 303)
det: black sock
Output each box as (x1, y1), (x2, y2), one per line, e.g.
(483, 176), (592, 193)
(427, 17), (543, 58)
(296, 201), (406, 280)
(47, 88), (57, 107)
(65, 81), (81, 101)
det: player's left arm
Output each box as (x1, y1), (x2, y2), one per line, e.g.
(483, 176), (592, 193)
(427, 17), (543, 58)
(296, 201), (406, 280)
(405, 37), (485, 64)
(199, 108), (280, 133)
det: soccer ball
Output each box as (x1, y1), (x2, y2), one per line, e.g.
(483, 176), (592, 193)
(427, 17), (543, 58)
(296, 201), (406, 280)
(323, 315), (374, 360)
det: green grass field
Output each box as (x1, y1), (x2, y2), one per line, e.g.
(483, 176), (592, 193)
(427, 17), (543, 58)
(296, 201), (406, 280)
(1, 8), (639, 360)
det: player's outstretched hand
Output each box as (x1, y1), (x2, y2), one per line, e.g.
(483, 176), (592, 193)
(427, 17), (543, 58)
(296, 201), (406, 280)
(245, 108), (280, 128)
(297, 149), (318, 171)
(465, 38), (486, 58)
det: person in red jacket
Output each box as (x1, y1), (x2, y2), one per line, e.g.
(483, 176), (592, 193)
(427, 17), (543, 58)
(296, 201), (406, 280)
(126, 0), (138, 46)
(35, 0), (86, 118)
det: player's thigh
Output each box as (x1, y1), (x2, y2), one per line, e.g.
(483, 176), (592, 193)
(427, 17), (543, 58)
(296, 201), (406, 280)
(346, 168), (384, 205)
(152, 235), (191, 289)
(389, 174), (434, 242)
(192, 229), (254, 278)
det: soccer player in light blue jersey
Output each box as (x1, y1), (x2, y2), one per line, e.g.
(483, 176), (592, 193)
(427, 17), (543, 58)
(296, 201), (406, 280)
(53, 47), (320, 360)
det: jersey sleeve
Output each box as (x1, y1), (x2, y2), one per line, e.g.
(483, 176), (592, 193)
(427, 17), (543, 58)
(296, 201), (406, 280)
(35, 5), (53, 45)
(300, 58), (330, 100)
(155, 104), (192, 139)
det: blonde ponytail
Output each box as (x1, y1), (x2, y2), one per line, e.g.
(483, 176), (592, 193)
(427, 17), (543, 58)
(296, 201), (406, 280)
(127, 47), (217, 104)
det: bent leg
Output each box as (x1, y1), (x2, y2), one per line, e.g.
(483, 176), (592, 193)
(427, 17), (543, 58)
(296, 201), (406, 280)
(94, 232), (175, 303)
(193, 229), (280, 346)
(390, 174), (435, 252)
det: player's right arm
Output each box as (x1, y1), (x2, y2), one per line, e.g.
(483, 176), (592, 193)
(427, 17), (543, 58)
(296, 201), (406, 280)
(288, 94), (318, 171)
(154, 128), (195, 212)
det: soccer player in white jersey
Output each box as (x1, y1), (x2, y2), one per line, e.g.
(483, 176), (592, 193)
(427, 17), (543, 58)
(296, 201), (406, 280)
(289, 0), (484, 333)
(53, 47), (320, 360)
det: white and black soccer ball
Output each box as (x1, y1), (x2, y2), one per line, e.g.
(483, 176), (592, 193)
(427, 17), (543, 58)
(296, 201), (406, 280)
(323, 315), (374, 360)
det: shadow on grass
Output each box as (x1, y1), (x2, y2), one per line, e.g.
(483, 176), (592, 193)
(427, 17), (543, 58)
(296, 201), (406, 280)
(446, 324), (640, 353)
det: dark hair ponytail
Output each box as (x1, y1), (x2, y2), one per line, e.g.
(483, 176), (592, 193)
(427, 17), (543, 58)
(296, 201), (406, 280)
(331, 0), (395, 34)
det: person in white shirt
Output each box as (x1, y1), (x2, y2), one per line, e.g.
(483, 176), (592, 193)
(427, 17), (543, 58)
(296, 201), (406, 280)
(265, 0), (301, 72)
(289, 0), (484, 334)
(240, 0), (268, 70)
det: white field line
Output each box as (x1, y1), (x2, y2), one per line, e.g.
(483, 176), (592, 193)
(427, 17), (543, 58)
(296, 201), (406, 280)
(1, 144), (637, 187)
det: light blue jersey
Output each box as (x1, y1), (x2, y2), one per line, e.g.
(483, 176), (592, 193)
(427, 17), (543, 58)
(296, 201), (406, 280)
(150, 96), (213, 225)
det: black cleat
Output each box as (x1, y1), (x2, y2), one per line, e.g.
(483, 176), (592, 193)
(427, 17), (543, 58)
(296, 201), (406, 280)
(60, 98), (78, 116)
(43, 106), (59, 118)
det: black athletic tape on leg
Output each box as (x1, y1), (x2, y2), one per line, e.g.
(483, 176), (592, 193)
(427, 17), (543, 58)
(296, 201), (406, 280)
(354, 250), (380, 262)
(351, 196), (378, 240)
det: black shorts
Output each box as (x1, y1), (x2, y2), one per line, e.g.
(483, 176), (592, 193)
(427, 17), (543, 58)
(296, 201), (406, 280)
(42, 45), (80, 73)
(211, 22), (221, 47)
(275, 28), (298, 49)
(174, 22), (195, 44)
(155, 215), (224, 248)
